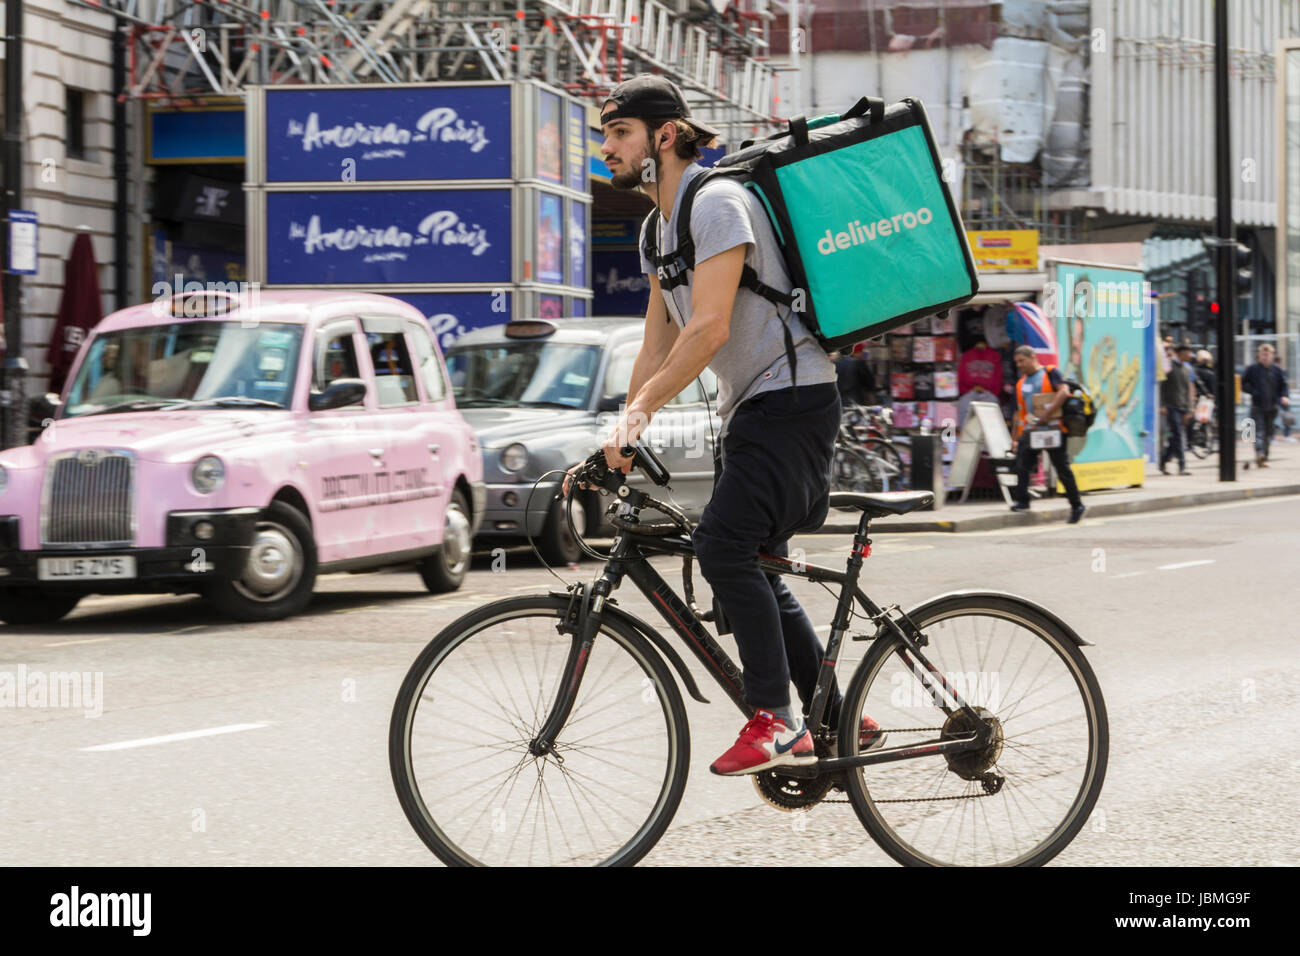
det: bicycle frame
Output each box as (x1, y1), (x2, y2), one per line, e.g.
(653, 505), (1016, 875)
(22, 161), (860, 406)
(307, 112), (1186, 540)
(530, 509), (993, 776)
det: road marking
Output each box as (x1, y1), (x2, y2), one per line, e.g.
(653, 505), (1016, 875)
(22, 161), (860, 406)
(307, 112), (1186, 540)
(1157, 559), (1216, 571)
(42, 637), (113, 648)
(1111, 571), (1146, 579)
(82, 722), (270, 752)
(166, 625), (208, 635)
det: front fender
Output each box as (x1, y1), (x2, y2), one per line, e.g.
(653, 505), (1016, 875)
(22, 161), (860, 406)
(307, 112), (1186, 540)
(902, 589), (1094, 647)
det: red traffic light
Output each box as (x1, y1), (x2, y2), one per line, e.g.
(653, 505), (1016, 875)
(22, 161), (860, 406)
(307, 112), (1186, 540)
(1210, 301), (1220, 314)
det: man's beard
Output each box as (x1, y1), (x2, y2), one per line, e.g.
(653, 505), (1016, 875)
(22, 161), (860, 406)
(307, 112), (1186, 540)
(609, 146), (653, 191)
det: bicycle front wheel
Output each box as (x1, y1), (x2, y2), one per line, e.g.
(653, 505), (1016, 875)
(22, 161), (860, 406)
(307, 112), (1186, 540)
(389, 595), (690, 866)
(839, 594), (1108, 866)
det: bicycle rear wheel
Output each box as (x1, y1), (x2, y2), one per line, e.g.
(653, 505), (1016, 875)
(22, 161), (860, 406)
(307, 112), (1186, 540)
(838, 594), (1108, 866)
(389, 595), (690, 866)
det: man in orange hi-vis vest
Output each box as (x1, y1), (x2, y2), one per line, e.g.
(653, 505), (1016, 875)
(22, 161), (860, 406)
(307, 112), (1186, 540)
(1010, 344), (1085, 523)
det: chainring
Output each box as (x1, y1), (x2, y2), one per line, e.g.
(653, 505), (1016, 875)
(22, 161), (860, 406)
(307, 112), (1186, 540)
(752, 739), (837, 811)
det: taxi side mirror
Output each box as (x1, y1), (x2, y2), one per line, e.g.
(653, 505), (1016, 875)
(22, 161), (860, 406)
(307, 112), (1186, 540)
(309, 378), (367, 411)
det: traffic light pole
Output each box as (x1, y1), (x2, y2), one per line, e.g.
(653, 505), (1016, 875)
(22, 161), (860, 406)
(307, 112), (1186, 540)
(1213, 0), (1236, 481)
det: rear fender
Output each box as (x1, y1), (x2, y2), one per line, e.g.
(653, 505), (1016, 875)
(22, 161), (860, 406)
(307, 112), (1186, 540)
(903, 589), (1094, 646)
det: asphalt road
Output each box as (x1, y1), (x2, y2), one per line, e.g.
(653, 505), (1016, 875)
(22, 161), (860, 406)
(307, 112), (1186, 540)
(1, 495), (1296, 866)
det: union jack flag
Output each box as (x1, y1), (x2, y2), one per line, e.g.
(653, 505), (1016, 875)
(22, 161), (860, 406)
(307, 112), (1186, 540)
(1009, 301), (1058, 367)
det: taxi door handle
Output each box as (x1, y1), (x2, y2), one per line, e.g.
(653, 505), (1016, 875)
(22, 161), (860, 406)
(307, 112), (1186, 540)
(369, 447), (385, 460)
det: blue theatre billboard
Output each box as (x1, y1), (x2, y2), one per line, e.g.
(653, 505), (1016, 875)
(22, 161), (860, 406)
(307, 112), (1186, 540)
(265, 189), (512, 285)
(264, 85), (513, 182)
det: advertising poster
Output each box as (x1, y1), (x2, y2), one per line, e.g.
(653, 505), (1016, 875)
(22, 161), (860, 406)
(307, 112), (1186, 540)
(538, 294), (564, 319)
(569, 201), (587, 289)
(537, 91), (563, 185)
(151, 231), (248, 290)
(567, 101), (587, 193)
(387, 292), (512, 350)
(264, 85), (512, 182)
(1050, 263), (1147, 490)
(266, 189), (512, 285)
(593, 248), (651, 316)
(537, 193), (564, 284)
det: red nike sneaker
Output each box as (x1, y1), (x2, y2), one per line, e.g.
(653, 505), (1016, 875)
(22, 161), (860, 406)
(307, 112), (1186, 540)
(710, 710), (817, 776)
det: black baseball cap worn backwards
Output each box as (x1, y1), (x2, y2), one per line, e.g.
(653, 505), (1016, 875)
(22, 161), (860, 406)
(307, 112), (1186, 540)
(600, 75), (721, 142)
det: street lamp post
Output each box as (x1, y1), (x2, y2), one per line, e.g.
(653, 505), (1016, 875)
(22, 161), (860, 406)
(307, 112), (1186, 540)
(2, 0), (29, 449)
(1213, 0), (1236, 481)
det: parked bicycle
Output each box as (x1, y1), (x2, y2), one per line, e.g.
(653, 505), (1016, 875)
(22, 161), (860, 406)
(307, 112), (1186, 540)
(833, 420), (896, 495)
(845, 404), (906, 479)
(1187, 400), (1218, 459)
(390, 443), (1109, 866)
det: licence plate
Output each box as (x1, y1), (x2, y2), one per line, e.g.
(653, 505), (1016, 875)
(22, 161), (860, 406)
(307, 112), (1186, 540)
(1030, 429), (1062, 449)
(38, 555), (137, 581)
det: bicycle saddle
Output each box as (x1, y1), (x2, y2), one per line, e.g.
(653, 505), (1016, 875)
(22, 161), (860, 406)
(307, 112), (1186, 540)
(828, 490), (934, 517)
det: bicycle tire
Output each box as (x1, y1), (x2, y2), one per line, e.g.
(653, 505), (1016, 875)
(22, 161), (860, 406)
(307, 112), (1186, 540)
(832, 444), (886, 496)
(862, 438), (905, 483)
(838, 594), (1108, 867)
(389, 594), (691, 866)
(1188, 422), (1210, 459)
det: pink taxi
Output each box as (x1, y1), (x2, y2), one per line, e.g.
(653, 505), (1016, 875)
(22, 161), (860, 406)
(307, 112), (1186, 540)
(0, 290), (484, 624)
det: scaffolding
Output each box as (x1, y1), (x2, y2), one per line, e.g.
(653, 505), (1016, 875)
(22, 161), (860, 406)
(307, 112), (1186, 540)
(74, 0), (792, 143)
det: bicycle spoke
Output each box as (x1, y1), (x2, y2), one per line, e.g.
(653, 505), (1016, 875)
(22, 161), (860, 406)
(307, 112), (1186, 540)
(846, 605), (1102, 866)
(397, 603), (680, 866)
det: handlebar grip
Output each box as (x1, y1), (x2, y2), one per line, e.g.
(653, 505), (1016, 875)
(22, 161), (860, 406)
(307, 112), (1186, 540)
(620, 443), (672, 487)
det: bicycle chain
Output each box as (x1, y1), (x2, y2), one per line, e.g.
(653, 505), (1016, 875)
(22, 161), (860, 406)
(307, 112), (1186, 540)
(821, 726), (999, 805)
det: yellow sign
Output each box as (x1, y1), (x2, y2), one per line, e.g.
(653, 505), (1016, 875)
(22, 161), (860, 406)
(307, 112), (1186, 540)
(966, 230), (1039, 272)
(1058, 458), (1145, 493)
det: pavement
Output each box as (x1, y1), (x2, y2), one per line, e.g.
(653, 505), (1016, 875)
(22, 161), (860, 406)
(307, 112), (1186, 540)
(821, 437), (1300, 533)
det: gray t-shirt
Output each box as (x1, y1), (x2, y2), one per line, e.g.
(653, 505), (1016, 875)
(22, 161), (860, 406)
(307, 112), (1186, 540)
(639, 163), (836, 434)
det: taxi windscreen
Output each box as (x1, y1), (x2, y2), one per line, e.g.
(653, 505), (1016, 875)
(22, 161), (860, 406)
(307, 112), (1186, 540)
(445, 343), (600, 409)
(63, 323), (303, 416)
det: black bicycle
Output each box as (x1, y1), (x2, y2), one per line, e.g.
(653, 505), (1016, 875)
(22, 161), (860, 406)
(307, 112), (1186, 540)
(390, 444), (1108, 866)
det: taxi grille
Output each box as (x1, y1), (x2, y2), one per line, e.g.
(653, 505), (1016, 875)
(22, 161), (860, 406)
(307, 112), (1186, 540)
(43, 452), (135, 545)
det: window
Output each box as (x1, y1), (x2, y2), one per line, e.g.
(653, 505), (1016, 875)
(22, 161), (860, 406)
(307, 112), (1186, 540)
(365, 330), (419, 406)
(406, 322), (447, 402)
(602, 342), (703, 405)
(313, 324), (361, 394)
(66, 89), (87, 161)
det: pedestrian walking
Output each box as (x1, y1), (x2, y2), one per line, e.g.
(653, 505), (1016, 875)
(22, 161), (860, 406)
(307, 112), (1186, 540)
(1241, 343), (1290, 465)
(1159, 341), (1196, 475)
(834, 343), (876, 407)
(1008, 345), (1085, 523)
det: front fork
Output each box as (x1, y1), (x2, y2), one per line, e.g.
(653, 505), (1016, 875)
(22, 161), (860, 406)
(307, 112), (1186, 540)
(528, 574), (615, 759)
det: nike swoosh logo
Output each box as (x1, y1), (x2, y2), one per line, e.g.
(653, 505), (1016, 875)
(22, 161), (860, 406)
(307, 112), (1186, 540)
(772, 732), (806, 754)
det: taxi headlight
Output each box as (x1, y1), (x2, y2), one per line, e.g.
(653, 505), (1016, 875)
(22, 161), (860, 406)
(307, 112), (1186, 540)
(500, 443), (528, 473)
(192, 456), (226, 494)
(0, 465), (7, 496)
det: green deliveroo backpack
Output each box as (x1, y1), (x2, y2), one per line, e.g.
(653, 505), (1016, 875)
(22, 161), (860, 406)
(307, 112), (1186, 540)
(643, 96), (980, 354)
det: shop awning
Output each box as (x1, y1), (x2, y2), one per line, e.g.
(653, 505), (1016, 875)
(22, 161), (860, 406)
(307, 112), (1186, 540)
(967, 271), (1047, 305)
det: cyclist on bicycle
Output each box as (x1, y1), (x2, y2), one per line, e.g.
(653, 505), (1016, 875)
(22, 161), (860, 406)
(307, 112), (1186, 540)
(581, 74), (881, 775)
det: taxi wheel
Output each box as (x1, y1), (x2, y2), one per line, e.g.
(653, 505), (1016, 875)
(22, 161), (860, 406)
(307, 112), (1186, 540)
(0, 589), (82, 626)
(418, 489), (471, 593)
(539, 494), (585, 566)
(205, 501), (317, 622)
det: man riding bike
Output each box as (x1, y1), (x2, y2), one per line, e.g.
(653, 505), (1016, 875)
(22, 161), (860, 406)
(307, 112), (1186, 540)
(566, 74), (881, 775)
